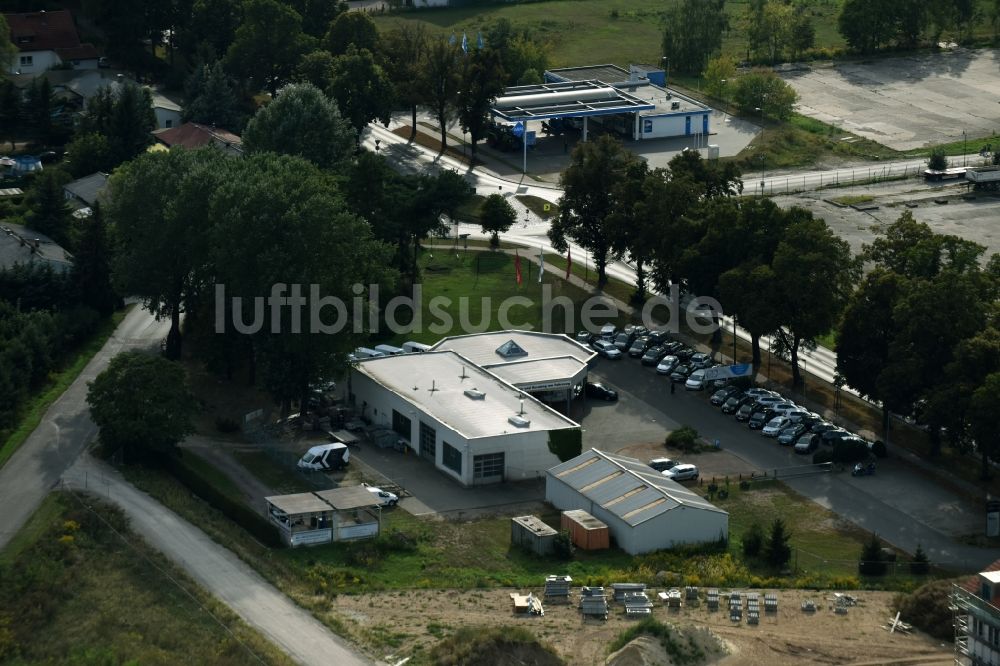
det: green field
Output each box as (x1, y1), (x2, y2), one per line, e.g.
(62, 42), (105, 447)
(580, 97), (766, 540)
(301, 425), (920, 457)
(0, 493), (292, 665)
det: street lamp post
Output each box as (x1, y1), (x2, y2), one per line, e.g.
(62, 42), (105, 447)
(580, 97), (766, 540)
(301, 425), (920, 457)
(720, 79), (728, 124)
(963, 130), (967, 167)
(661, 56), (669, 88)
(732, 314), (738, 363)
(374, 139), (381, 156)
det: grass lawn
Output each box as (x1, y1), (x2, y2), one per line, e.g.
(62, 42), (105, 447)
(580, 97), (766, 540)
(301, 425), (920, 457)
(181, 450), (246, 502)
(0, 492), (292, 666)
(0, 308), (128, 470)
(378, 247), (629, 346)
(516, 194), (559, 220)
(233, 450), (312, 495)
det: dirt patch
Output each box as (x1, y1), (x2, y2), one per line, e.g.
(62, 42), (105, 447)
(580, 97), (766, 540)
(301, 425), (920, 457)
(617, 443), (759, 481)
(329, 588), (951, 665)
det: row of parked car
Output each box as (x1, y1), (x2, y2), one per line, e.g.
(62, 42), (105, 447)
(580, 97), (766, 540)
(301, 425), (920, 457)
(648, 457), (699, 482)
(578, 325), (728, 391)
(707, 385), (871, 455)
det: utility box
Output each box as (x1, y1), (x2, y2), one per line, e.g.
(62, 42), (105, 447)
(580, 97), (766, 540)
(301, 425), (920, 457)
(511, 515), (557, 556)
(707, 144), (720, 160)
(561, 509), (609, 551)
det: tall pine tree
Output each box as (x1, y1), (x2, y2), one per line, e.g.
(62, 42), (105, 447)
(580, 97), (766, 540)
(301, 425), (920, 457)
(72, 203), (119, 317)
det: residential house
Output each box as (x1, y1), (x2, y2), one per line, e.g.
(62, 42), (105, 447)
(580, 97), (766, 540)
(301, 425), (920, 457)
(63, 172), (108, 215)
(0, 224), (72, 273)
(955, 560), (1000, 665)
(4, 10), (100, 75)
(151, 122), (243, 156)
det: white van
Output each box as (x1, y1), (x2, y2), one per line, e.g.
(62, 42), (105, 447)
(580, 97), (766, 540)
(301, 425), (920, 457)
(402, 341), (432, 354)
(353, 347), (386, 360)
(374, 344), (405, 356)
(297, 443), (349, 471)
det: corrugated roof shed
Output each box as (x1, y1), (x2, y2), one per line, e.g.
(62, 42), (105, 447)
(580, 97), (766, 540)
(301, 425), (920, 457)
(63, 172), (107, 206)
(315, 486), (380, 511)
(548, 449), (726, 527)
(265, 492), (330, 515)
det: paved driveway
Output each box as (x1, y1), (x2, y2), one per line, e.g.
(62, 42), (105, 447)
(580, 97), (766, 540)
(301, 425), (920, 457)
(587, 357), (997, 570)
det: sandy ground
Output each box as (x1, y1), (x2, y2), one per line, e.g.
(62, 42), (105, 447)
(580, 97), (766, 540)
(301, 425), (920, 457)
(333, 588), (953, 665)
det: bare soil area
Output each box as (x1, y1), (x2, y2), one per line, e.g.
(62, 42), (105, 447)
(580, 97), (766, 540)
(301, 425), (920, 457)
(617, 442), (760, 483)
(331, 588), (952, 665)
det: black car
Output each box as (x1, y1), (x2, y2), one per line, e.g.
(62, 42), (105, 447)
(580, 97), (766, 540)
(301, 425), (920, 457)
(811, 421), (837, 434)
(748, 409), (773, 429)
(628, 337), (651, 357)
(641, 345), (668, 366)
(722, 394), (750, 414)
(735, 402), (755, 421)
(647, 330), (670, 346)
(794, 433), (820, 453)
(821, 429), (851, 446)
(575, 330), (594, 344)
(777, 423), (808, 445)
(669, 364), (693, 382)
(711, 386), (742, 406)
(613, 332), (632, 351)
(662, 341), (684, 354)
(674, 346), (695, 361)
(585, 382), (618, 401)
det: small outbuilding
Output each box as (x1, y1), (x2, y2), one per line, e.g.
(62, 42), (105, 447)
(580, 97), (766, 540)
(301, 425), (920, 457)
(511, 515), (558, 556)
(546, 449), (728, 555)
(265, 492), (335, 547)
(314, 486), (382, 542)
(561, 509), (609, 551)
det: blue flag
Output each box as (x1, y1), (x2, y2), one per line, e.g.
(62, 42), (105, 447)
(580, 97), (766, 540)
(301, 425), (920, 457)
(461, 32), (468, 53)
(448, 33), (456, 46)
(477, 32), (484, 49)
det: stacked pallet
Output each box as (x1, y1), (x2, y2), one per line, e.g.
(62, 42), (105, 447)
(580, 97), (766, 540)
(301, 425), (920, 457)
(544, 575), (572, 602)
(623, 592), (654, 616)
(801, 599), (817, 613)
(729, 592), (743, 622)
(580, 587), (608, 619)
(764, 593), (778, 613)
(685, 586), (699, 602)
(666, 588), (682, 609)
(747, 592), (760, 625)
(707, 588), (720, 611)
(612, 583), (647, 602)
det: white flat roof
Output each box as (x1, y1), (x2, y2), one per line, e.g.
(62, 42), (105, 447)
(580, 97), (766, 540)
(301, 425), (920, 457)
(982, 571), (1000, 584)
(355, 351), (579, 439)
(432, 330), (594, 368)
(488, 356), (585, 388)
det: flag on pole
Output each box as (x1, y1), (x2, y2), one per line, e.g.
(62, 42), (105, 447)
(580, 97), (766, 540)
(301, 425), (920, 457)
(538, 246), (545, 283)
(461, 32), (468, 53)
(448, 33), (456, 46)
(477, 32), (484, 50)
(565, 246), (572, 280)
(514, 250), (522, 285)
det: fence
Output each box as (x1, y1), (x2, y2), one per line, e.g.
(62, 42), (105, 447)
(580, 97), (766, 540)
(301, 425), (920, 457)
(759, 162), (923, 196)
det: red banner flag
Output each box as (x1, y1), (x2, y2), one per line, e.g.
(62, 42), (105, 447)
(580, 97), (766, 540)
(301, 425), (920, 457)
(565, 246), (572, 280)
(514, 249), (522, 285)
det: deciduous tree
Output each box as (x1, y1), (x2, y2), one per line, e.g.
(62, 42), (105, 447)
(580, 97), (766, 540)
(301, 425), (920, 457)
(225, 0), (311, 95)
(328, 46), (395, 137)
(382, 24), (428, 140)
(479, 193), (516, 248)
(421, 38), (461, 150)
(457, 48), (507, 159)
(662, 0), (729, 75)
(23, 169), (73, 247)
(323, 12), (379, 57)
(72, 203), (119, 317)
(183, 60), (242, 131)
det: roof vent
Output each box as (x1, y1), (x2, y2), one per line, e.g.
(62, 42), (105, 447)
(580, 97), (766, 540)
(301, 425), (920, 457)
(464, 388), (485, 400)
(508, 415), (531, 428)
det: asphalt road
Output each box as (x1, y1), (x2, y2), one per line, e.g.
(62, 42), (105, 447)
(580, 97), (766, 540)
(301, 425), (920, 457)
(589, 357), (999, 571)
(64, 458), (372, 666)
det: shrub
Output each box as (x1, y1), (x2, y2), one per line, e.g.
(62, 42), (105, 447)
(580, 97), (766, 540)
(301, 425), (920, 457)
(858, 532), (887, 576)
(430, 626), (563, 666)
(812, 449), (833, 464)
(731, 70), (798, 120)
(832, 438), (869, 463)
(666, 426), (702, 453)
(739, 480), (750, 490)
(741, 522), (764, 558)
(928, 147), (948, 171)
(552, 530), (574, 560)
(871, 440), (887, 458)
(765, 518), (791, 568)
(895, 580), (954, 640)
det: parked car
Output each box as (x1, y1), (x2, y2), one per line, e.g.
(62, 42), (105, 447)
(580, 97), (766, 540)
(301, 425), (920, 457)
(769, 402), (799, 416)
(674, 346), (696, 361)
(613, 332), (632, 351)
(670, 364), (693, 382)
(784, 409), (812, 423)
(592, 339), (623, 359)
(656, 355), (679, 375)
(689, 352), (712, 369)
(628, 337), (651, 357)
(711, 386), (742, 406)
(794, 433), (820, 454)
(745, 388), (776, 401)
(821, 429), (851, 446)
(722, 394), (751, 414)
(576, 330), (594, 344)
(585, 382), (618, 401)
(777, 423), (808, 445)
(663, 463), (699, 481)
(364, 484), (399, 507)
(647, 330), (670, 346)
(641, 346), (668, 366)
(762, 416), (793, 437)
(297, 443), (349, 470)
(600, 323), (617, 339)
(685, 368), (708, 390)
(648, 458), (679, 472)
(735, 402), (756, 421)
(811, 421), (838, 434)
(753, 395), (783, 409)
(749, 409), (776, 429)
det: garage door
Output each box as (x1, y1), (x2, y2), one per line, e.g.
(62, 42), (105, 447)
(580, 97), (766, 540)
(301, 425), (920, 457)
(419, 421), (436, 462)
(473, 452), (505, 484)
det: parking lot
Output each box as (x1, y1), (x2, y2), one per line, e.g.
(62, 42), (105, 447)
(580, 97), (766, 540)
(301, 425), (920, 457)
(781, 48), (1000, 149)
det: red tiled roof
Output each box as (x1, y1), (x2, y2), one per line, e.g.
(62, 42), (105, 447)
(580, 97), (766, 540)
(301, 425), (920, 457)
(4, 10), (96, 55)
(961, 557), (1000, 593)
(152, 122), (242, 150)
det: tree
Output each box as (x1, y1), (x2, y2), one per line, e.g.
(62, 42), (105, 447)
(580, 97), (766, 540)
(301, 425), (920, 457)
(771, 214), (859, 385)
(77, 82), (156, 167)
(457, 48), (507, 159)
(87, 351), (198, 463)
(765, 518), (791, 568)
(910, 543), (930, 575)
(208, 153), (394, 413)
(928, 147), (948, 171)
(479, 194), (516, 248)
(64, 133), (114, 178)
(838, 0), (897, 53)
(323, 12), (379, 57)
(550, 135), (640, 288)
(421, 38), (461, 150)
(741, 521), (765, 558)
(703, 55), (737, 101)
(23, 169), (73, 247)
(328, 46), (395, 137)
(107, 148), (229, 359)
(731, 70), (799, 121)
(606, 160), (654, 302)
(0, 80), (20, 152)
(483, 19), (549, 85)
(382, 24), (428, 141)
(72, 203), (119, 317)
(297, 49), (337, 91)
(292, 0), (348, 39)
(183, 60), (242, 130)
(24, 77), (54, 143)
(179, 0), (242, 61)
(0, 15), (15, 73)
(662, 0), (729, 75)
(243, 83), (355, 170)
(225, 0), (312, 95)
(787, 8), (816, 60)
(859, 532), (887, 576)
(719, 262), (781, 371)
